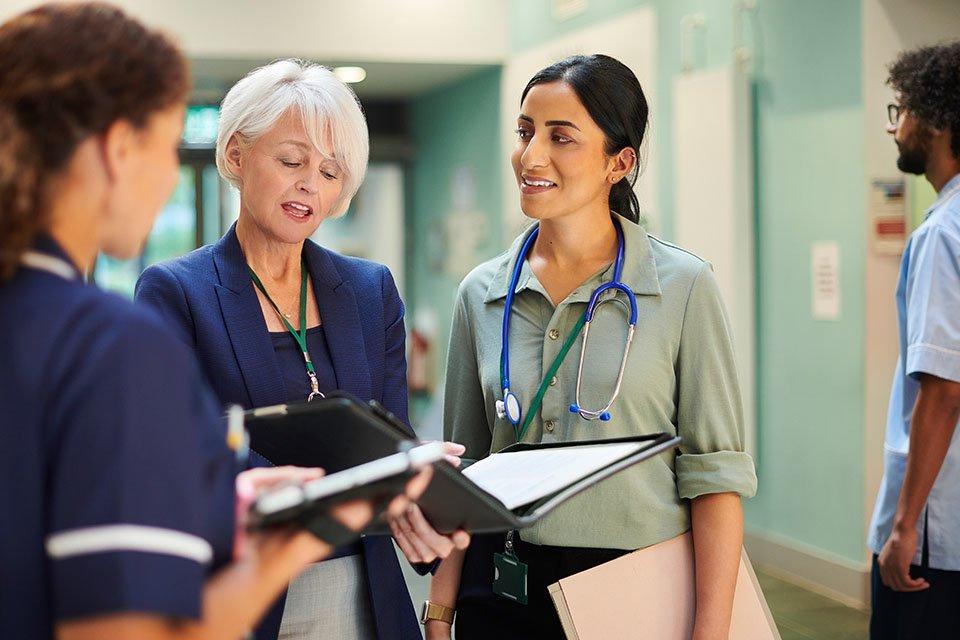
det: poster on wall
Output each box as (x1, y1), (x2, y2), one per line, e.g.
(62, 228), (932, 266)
(811, 242), (841, 321)
(870, 178), (907, 255)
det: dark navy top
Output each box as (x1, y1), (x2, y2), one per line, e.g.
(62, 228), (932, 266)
(269, 324), (362, 559)
(0, 237), (236, 639)
(269, 325), (337, 402)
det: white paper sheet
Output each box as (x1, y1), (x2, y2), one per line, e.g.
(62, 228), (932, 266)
(461, 442), (644, 509)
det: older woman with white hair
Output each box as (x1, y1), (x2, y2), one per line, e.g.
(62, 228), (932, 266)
(136, 59), (468, 640)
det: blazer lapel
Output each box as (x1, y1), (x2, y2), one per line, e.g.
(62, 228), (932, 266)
(304, 242), (372, 401)
(212, 226), (287, 409)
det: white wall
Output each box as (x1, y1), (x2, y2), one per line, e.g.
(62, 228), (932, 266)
(312, 163), (406, 295)
(674, 66), (755, 457)
(0, 0), (508, 64)
(861, 0), (960, 553)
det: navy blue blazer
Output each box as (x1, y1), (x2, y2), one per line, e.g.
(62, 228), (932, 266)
(135, 225), (421, 640)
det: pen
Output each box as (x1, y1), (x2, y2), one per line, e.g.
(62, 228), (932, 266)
(226, 404), (249, 467)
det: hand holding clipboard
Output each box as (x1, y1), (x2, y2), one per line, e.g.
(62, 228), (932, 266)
(246, 442), (445, 547)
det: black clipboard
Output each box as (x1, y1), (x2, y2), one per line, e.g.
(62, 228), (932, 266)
(244, 393), (681, 535)
(248, 442), (444, 532)
(244, 393), (415, 472)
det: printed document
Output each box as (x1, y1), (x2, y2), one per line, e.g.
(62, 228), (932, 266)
(462, 442), (644, 509)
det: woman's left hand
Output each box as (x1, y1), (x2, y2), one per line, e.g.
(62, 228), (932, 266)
(389, 441), (469, 563)
(389, 503), (470, 564)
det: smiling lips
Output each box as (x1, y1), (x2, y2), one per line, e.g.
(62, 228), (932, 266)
(520, 175), (557, 195)
(281, 201), (313, 221)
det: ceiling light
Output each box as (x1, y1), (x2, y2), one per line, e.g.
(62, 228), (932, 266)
(333, 66), (367, 84)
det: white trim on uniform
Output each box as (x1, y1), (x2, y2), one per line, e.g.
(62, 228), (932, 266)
(20, 251), (78, 280)
(46, 524), (213, 564)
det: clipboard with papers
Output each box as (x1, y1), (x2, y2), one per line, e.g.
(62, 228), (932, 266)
(243, 393), (681, 534)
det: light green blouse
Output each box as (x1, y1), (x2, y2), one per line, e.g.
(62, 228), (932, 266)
(442, 216), (757, 550)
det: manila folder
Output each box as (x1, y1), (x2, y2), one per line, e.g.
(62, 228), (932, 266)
(548, 532), (780, 640)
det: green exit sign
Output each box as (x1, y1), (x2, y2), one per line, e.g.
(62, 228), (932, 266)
(182, 105), (220, 146)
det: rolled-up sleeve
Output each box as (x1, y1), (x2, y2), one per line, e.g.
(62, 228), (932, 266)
(904, 224), (960, 383)
(674, 263), (757, 500)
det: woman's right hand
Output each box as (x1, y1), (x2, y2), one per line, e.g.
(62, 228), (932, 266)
(235, 465), (435, 565)
(424, 620), (453, 640)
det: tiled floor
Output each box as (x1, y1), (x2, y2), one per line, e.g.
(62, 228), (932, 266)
(399, 545), (872, 638)
(756, 570), (870, 640)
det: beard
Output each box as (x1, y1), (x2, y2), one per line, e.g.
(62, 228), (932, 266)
(896, 126), (932, 175)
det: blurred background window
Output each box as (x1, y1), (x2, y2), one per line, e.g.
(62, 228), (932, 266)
(94, 165), (198, 297)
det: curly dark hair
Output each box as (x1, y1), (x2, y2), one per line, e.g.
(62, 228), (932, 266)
(888, 41), (960, 159)
(0, 2), (189, 280)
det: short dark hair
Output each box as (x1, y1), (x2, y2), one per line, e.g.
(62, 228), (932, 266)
(0, 2), (189, 280)
(888, 41), (960, 158)
(521, 54), (649, 225)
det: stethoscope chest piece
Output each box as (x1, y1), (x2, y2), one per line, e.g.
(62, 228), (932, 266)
(496, 390), (522, 426)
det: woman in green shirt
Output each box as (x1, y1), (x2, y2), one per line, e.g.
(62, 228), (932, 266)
(424, 55), (757, 640)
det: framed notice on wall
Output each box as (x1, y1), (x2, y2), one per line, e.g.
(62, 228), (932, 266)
(870, 178), (907, 255)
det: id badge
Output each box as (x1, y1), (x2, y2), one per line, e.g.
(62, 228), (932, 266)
(492, 551), (528, 605)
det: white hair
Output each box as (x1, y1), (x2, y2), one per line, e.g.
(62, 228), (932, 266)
(216, 59), (369, 217)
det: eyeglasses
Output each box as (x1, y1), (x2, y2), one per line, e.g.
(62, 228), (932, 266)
(887, 103), (904, 126)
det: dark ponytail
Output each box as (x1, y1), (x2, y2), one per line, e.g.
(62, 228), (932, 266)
(521, 54), (648, 224)
(0, 106), (40, 280)
(0, 2), (189, 280)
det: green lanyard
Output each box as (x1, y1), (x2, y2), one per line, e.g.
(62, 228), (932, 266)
(497, 310), (588, 606)
(249, 259), (323, 402)
(512, 310), (587, 442)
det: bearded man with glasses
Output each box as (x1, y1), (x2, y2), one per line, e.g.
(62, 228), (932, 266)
(869, 40), (960, 640)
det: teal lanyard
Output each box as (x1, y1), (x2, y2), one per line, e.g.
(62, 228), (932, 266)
(248, 260), (323, 401)
(513, 310), (587, 442)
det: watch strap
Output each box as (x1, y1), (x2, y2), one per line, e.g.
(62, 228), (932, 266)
(420, 600), (456, 625)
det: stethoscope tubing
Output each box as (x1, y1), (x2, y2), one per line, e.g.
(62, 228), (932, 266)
(499, 217), (639, 429)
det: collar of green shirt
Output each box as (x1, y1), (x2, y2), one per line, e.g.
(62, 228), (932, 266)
(483, 214), (663, 304)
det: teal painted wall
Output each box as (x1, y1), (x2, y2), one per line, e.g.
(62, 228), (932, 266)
(747, 0), (865, 563)
(504, 0), (867, 563)
(745, 0), (865, 563)
(406, 67), (503, 424)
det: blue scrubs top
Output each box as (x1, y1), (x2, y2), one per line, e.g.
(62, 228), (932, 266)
(0, 236), (236, 638)
(868, 174), (960, 571)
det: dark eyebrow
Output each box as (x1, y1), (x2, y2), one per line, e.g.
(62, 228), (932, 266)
(545, 119), (580, 131)
(516, 114), (581, 131)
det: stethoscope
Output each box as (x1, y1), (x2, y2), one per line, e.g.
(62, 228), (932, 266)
(496, 217), (638, 437)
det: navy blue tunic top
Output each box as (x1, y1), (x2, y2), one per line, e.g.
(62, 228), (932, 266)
(0, 238), (236, 638)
